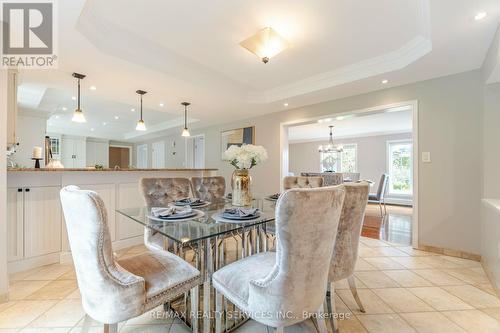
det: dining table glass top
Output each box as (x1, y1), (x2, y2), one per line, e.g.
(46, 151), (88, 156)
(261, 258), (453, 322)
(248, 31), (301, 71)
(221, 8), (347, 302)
(116, 196), (277, 245)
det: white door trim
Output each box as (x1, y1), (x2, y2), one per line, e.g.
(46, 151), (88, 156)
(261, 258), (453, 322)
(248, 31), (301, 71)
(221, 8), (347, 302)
(280, 100), (419, 248)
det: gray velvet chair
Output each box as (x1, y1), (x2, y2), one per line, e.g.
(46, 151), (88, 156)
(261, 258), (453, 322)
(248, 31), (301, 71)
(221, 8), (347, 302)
(60, 186), (200, 333)
(213, 186), (346, 333)
(326, 182), (370, 332)
(283, 176), (324, 190)
(190, 176), (226, 202)
(368, 173), (389, 217)
(139, 178), (192, 251)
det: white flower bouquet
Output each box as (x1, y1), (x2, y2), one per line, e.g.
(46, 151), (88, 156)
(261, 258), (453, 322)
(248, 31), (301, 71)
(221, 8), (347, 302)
(223, 144), (268, 169)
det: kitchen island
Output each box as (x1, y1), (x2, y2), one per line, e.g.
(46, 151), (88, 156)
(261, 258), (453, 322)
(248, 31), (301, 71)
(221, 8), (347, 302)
(6, 168), (217, 273)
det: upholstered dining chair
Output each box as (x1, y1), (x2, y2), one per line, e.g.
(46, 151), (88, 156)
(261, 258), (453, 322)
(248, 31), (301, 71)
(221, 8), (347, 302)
(213, 186), (346, 333)
(283, 175), (324, 190)
(326, 182), (370, 333)
(368, 173), (389, 217)
(60, 186), (201, 333)
(139, 178), (192, 252)
(190, 176), (226, 202)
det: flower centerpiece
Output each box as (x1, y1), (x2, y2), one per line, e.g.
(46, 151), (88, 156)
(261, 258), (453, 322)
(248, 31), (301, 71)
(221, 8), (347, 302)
(223, 144), (268, 206)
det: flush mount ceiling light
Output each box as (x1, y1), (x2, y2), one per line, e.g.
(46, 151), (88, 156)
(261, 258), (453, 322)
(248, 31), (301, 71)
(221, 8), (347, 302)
(318, 126), (343, 153)
(382, 79), (389, 84)
(136, 90), (147, 131)
(71, 73), (86, 123)
(240, 27), (289, 64)
(181, 102), (191, 137)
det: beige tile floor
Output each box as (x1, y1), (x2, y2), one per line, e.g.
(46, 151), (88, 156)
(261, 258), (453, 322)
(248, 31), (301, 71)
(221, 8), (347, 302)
(1, 237), (500, 333)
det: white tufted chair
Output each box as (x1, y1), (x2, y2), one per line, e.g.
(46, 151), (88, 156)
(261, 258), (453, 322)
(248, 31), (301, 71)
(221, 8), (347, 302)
(283, 176), (324, 190)
(139, 178), (192, 252)
(60, 186), (201, 333)
(327, 182), (370, 332)
(190, 176), (226, 202)
(212, 186), (346, 333)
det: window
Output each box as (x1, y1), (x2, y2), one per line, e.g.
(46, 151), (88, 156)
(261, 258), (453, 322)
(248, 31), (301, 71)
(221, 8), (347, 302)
(49, 138), (60, 156)
(387, 140), (412, 195)
(320, 144), (357, 172)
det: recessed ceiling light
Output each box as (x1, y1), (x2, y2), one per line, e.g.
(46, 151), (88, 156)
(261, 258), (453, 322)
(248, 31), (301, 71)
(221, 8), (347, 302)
(131, 108), (135, 112)
(62, 107), (67, 111)
(90, 86), (97, 90)
(102, 122), (107, 126)
(159, 103), (164, 107)
(114, 116), (119, 120)
(55, 115), (60, 119)
(71, 96), (76, 100)
(90, 128), (95, 131)
(475, 11), (487, 21)
(382, 79), (389, 84)
(283, 103), (289, 107)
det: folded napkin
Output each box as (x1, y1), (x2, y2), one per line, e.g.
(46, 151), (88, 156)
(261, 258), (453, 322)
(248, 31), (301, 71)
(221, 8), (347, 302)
(269, 193), (281, 200)
(151, 206), (192, 218)
(224, 207), (259, 217)
(177, 197), (204, 205)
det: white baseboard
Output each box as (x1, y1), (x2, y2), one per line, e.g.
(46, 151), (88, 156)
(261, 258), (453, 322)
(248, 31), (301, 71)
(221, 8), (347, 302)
(8, 252), (60, 274)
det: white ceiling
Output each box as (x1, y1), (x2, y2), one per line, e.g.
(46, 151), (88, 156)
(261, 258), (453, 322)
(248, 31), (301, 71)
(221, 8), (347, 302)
(288, 108), (413, 143)
(16, 0), (500, 141)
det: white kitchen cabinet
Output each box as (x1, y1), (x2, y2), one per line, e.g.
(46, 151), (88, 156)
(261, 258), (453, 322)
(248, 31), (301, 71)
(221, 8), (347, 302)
(7, 69), (18, 146)
(61, 136), (86, 168)
(7, 186), (62, 262)
(117, 182), (144, 240)
(86, 140), (109, 167)
(7, 188), (24, 262)
(24, 186), (62, 258)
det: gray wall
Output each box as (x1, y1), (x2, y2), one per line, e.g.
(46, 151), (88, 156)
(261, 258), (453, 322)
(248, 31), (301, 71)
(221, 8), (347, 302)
(289, 133), (412, 194)
(482, 83), (500, 199)
(189, 70), (482, 254)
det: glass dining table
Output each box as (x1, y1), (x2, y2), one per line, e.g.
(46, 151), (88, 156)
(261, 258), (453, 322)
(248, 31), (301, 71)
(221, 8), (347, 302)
(117, 196), (277, 333)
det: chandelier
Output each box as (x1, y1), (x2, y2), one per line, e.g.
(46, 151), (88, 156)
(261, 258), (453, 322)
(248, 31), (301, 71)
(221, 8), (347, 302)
(318, 126), (343, 153)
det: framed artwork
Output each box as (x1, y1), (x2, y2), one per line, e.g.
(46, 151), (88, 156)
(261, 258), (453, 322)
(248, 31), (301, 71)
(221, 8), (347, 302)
(221, 126), (255, 158)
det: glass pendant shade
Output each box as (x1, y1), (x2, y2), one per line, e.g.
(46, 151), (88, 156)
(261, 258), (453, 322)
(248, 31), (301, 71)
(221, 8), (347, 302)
(181, 128), (190, 137)
(72, 108), (86, 123)
(136, 119), (146, 131)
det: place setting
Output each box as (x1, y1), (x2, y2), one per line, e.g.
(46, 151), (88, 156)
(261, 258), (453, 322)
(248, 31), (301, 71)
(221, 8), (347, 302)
(174, 197), (211, 208)
(212, 207), (262, 224)
(147, 205), (205, 222)
(265, 192), (281, 202)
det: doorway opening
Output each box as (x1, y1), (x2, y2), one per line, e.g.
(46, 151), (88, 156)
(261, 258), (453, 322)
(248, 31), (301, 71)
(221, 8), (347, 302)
(280, 101), (418, 247)
(186, 134), (205, 169)
(109, 145), (132, 169)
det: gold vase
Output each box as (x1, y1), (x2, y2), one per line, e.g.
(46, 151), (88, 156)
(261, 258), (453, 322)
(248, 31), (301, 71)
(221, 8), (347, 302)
(231, 169), (252, 206)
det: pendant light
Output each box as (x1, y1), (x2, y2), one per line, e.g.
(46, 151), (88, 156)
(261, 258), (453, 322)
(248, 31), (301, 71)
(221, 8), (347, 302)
(181, 102), (190, 137)
(71, 73), (86, 123)
(318, 125), (343, 153)
(135, 90), (147, 131)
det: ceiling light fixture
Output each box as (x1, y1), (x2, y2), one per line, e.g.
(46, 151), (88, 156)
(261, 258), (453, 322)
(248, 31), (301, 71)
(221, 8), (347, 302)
(71, 96), (76, 100)
(136, 90), (147, 131)
(181, 102), (191, 137)
(283, 102), (289, 107)
(62, 107), (67, 111)
(240, 27), (289, 64)
(475, 11), (487, 20)
(90, 128), (95, 132)
(90, 86), (97, 90)
(131, 108), (135, 112)
(317, 118), (332, 124)
(159, 103), (164, 107)
(382, 79), (389, 84)
(71, 73), (87, 123)
(102, 122), (107, 126)
(318, 126), (343, 153)
(114, 116), (119, 120)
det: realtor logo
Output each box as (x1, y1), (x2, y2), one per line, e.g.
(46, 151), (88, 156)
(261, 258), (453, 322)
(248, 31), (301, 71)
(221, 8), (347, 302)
(1, 0), (57, 68)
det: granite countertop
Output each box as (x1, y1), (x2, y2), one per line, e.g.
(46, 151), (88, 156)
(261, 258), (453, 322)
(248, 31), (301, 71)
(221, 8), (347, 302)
(8, 168), (218, 172)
